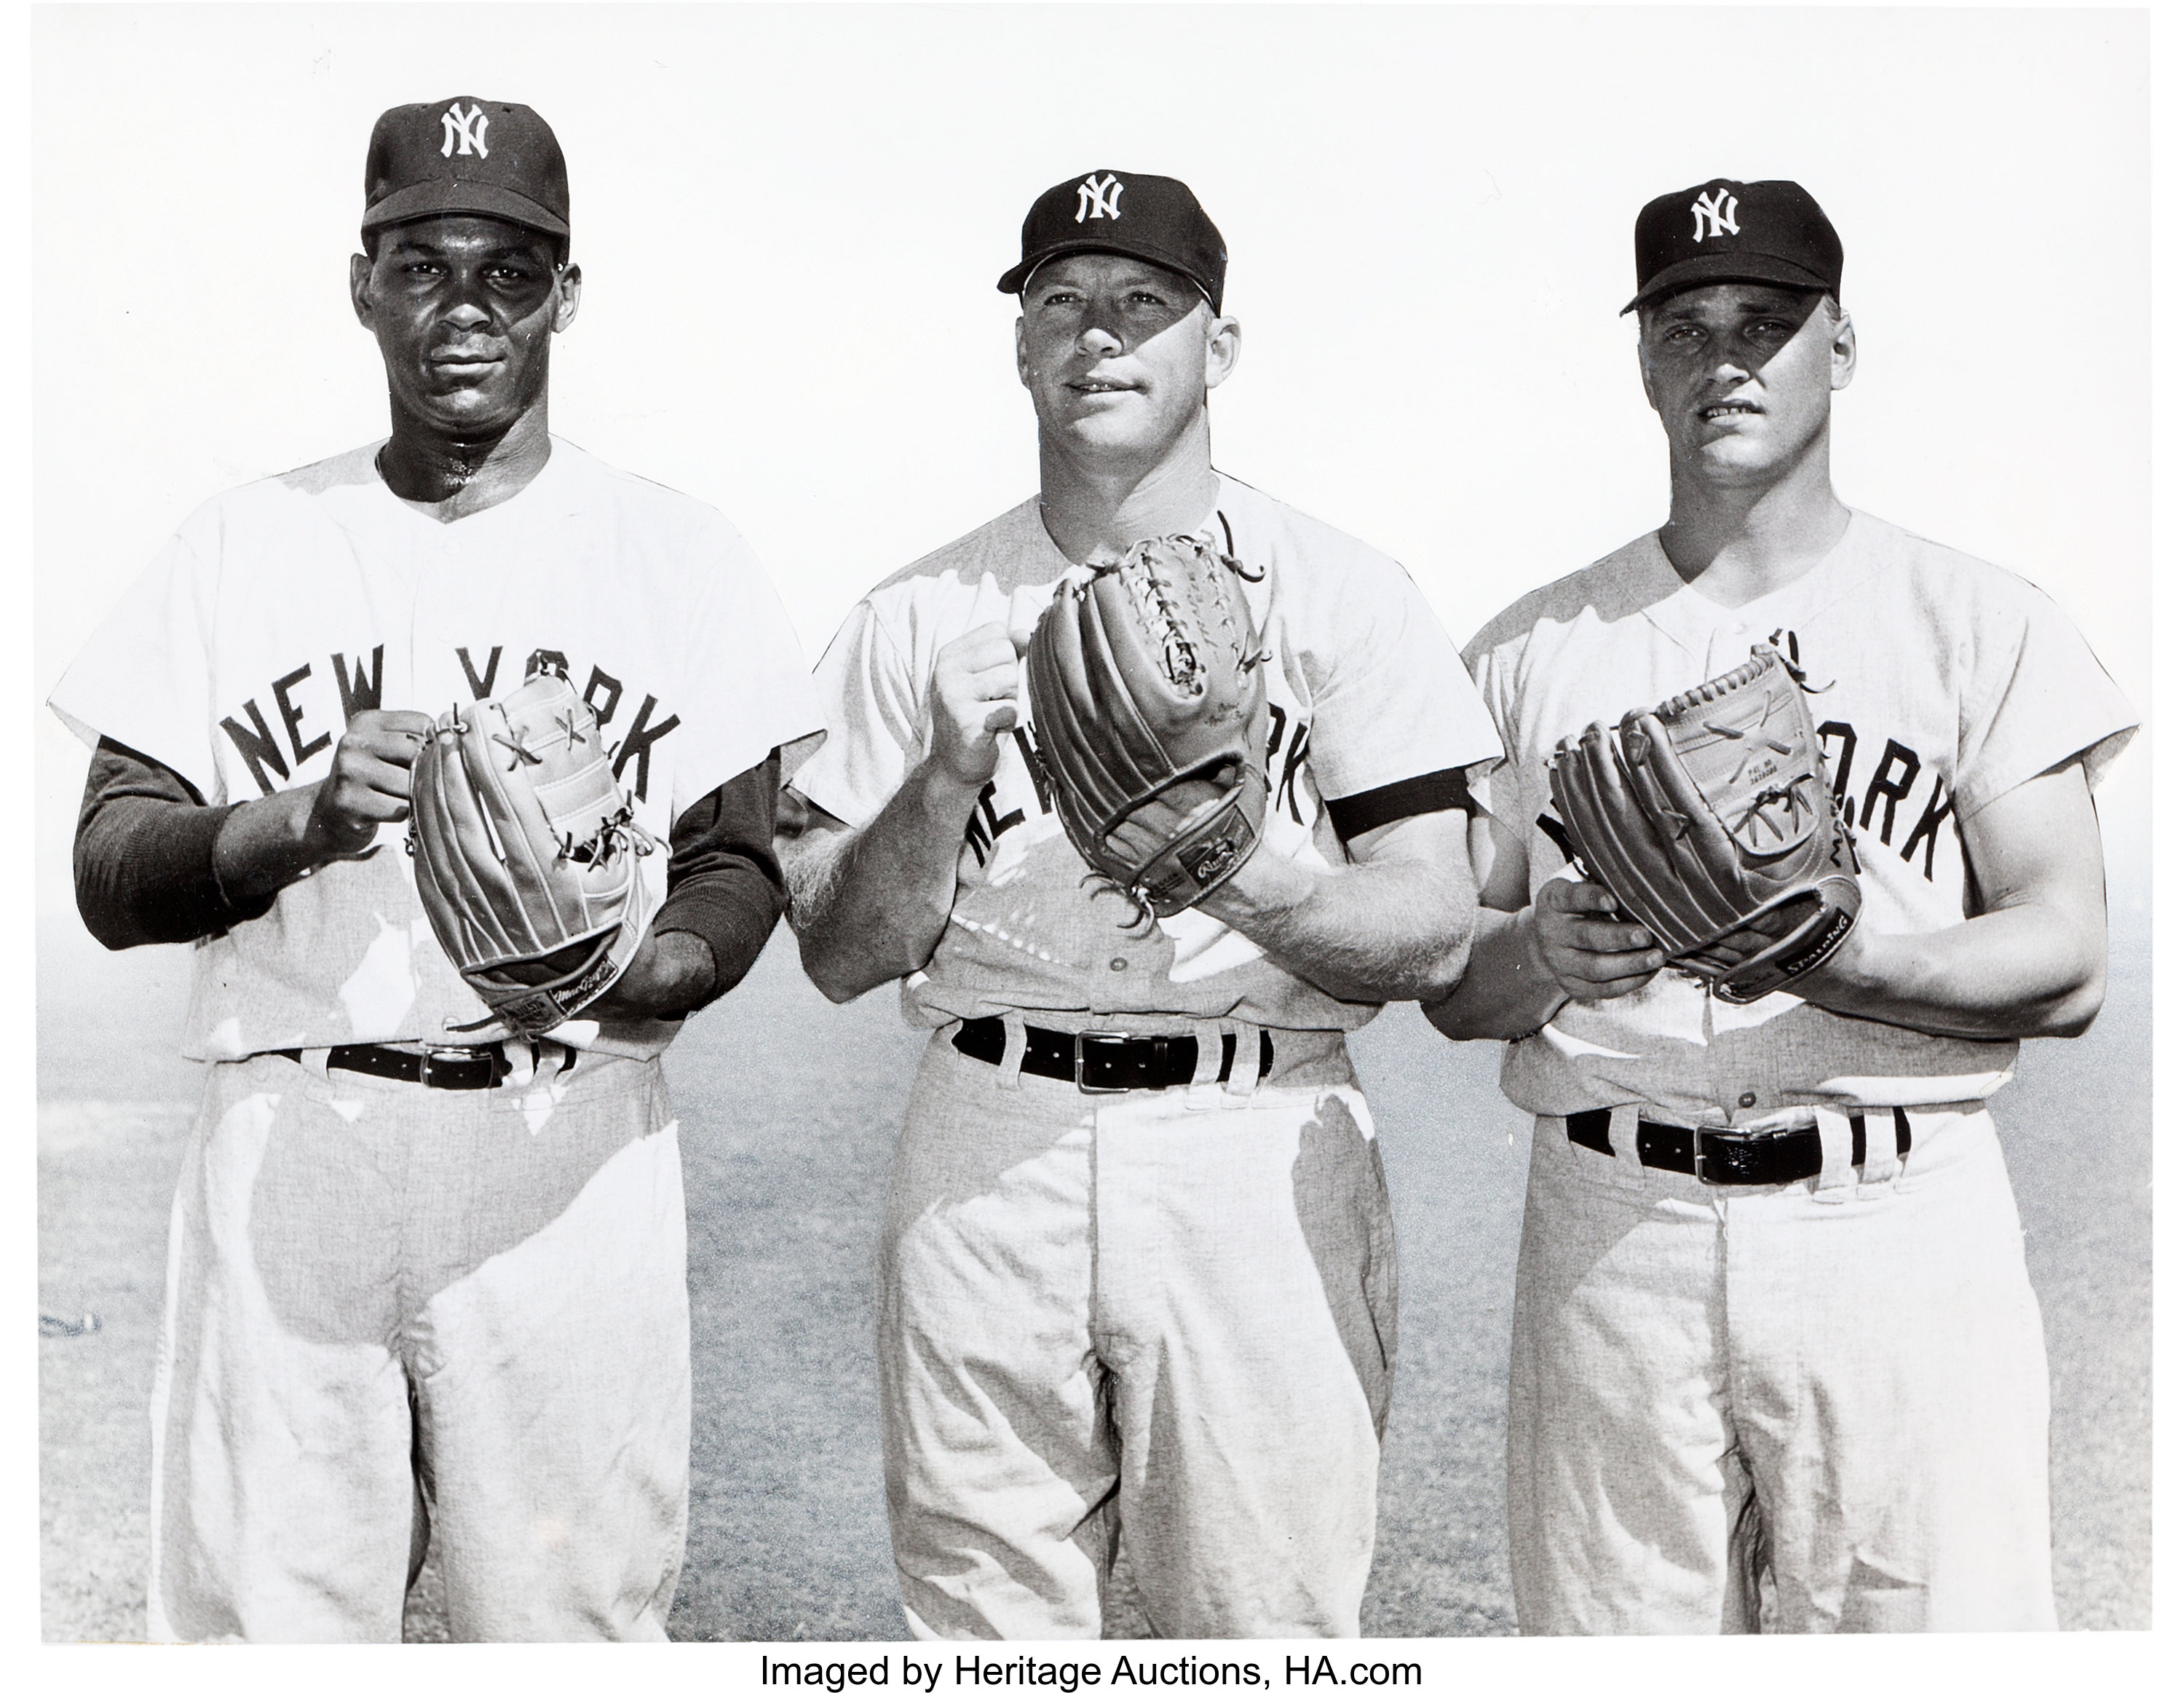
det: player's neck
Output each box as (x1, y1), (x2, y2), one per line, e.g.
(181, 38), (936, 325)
(1659, 441), (1851, 609)
(378, 403), (553, 524)
(1035, 422), (1219, 566)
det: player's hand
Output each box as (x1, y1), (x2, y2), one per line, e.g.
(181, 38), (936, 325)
(589, 929), (716, 1021)
(303, 709), (435, 859)
(1101, 772), (1233, 867)
(1532, 876), (1666, 1001)
(923, 623), (1024, 789)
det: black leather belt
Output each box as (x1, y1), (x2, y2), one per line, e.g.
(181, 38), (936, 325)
(953, 1017), (1275, 1094)
(267, 1041), (570, 1092)
(1564, 1105), (1912, 1186)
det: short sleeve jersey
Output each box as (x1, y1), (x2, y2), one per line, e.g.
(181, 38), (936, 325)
(50, 439), (824, 1062)
(1463, 510), (2137, 1124)
(793, 474), (1503, 1033)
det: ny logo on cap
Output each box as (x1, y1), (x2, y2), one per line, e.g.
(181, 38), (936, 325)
(440, 103), (490, 160)
(1690, 188), (1739, 242)
(1075, 173), (1124, 223)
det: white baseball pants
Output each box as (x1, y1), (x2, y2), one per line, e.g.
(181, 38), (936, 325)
(1507, 1103), (2055, 1633)
(879, 1024), (1396, 1639)
(147, 1049), (690, 1641)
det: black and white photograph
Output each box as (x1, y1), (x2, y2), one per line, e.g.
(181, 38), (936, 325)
(31, 1), (2152, 1661)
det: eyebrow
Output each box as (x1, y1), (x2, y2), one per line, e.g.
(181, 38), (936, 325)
(1653, 294), (1805, 324)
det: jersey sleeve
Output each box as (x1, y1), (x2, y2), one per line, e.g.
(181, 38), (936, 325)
(1305, 554), (1503, 805)
(48, 526), (224, 804)
(662, 516), (826, 819)
(1954, 575), (2138, 818)
(1455, 629), (1527, 834)
(786, 597), (925, 829)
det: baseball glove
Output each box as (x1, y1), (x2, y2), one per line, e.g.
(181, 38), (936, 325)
(1548, 644), (1860, 1004)
(408, 670), (657, 1035)
(1025, 533), (1270, 921)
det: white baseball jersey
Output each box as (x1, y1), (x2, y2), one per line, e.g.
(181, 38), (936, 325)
(1465, 509), (2137, 1124)
(791, 473), (1502, 1033)
(50, 438), (823, 1061)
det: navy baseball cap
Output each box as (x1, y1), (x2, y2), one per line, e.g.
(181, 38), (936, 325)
(1623, 178), (1842, 314)
(997, 170), (1228, 312)
(362, 97), (569, 240)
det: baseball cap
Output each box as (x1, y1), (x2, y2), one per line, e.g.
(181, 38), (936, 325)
(997, 170), (1228, 312)
(1623, 178), (1841, 315)
(362, 97), (569, 240)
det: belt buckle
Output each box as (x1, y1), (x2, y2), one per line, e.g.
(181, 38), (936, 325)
(1695, 1123), (1800, 1186)
(1075, 1033), (1133, 1094)
(421, 1044), (496, 1089)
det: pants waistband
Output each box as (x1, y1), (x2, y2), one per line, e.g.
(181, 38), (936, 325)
(952, 1017), (1275, 1094)
(1562, 1106), (1913, 1186)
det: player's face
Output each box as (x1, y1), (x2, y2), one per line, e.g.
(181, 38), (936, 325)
(349, 216), (580, 441)
(1637, 284), (1855, 484)
(1015, 254), (1239, 461)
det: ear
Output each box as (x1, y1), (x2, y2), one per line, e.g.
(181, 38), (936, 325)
(551, 263), (583, 334)
(1829, 310), (1856, 392)
(1203, 311), (1241, 392)
(349, 250), (375, 329)
(1014, 313), (1033, 390)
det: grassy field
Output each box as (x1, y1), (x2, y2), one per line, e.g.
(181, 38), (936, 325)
(38, 920), (2151, 1640)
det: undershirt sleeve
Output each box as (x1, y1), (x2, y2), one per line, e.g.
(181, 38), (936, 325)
(651, 748), (788, 1009)
(1322, 767), (1472, 842)
(74, 738), (274, 950)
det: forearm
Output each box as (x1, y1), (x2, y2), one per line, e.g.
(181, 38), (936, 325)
(75, 739), (281, 948)
(783, 761), (982, 1003)
(597, 754), (791, 1019)
(1793, 903), (2107, 1040)
(1423, 906), (1570, 1041)
(77, 794), (272, 948)
(1199, 840), (1479, 1005)
(211, 784), (343, 900)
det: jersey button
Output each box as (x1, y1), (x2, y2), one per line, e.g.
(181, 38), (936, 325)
(1109, 958), (1129, 972)
(1738, 1091), (1757, 1109)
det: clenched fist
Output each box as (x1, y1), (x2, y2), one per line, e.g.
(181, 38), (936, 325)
(923, 624), (1026, 790)
(304, 709), (436, 859)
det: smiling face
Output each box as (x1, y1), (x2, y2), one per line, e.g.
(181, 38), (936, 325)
(1014, 253), (1238, 465)
(349, 216), (579, 443)
(1637, 283), (1854, 487)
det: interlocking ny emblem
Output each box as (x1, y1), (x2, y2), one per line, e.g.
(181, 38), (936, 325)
(441, 103), (490, 159)
(1690, 188), (1738, 242)
(1075, 173), (1124, 223)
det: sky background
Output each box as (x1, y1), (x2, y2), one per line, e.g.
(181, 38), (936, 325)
(33, 4), (2149, 947)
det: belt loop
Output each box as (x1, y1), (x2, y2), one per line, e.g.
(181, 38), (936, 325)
(1222, 1018), (1262, 1100)
(1605, 1105), (1646, 1189)
(996, 1011), (1027, 1091)
(301, 1047), (332, 1081)
(1856, 1105), (1907, 1196)
(1812, 1105), (1857, 1201)
(503, 1039), (538, 1090)
(1185, 1019), (1230, 1110)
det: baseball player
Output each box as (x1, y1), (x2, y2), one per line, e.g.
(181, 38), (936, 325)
(50, 98), (821, 1641)
(778, 170), (1500, 1638)
(1427, 178), (2137, 1632)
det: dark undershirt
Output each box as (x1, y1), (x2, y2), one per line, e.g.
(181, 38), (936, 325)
(73, 737), (787, 1012)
